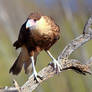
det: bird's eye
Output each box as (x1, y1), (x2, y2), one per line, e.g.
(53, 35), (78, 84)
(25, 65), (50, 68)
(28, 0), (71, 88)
(34, 19), (37, 22)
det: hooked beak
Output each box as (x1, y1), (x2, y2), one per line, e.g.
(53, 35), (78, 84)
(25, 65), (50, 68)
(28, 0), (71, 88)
(26, 19), (36, 29)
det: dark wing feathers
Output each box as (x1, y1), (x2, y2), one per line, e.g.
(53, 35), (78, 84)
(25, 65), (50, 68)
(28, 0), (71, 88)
(9, 52), (24, 75)
(13, 22), (26, 49)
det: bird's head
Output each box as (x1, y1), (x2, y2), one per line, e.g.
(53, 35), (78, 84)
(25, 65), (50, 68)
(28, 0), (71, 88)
(26, 12), (50, 32)
(26, 12), (42, 30)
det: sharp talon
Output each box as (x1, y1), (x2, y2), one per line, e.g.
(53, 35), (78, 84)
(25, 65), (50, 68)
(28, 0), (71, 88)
(48, 63), (55, 72)
(46, 51), (62, 74)
(33, 75), (43, 83)
(37, 75), (43, 80)
(56, 65), (58, 74)
(55, 65), (61, 74)
(49, 61), (62, 74)
(49, 62), (54, 67)
(34, 76), (39, 83)
(48, 62), (52, 66)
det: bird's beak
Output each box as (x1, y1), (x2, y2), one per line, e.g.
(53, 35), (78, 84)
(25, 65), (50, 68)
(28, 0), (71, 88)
(26, 19), (35, 29)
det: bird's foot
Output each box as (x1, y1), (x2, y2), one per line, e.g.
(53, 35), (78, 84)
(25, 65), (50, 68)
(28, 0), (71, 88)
(33, 71), (43, 83)
(50, 59), (62, 74)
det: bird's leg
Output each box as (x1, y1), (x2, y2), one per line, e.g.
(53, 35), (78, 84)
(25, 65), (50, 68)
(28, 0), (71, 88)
(46, 50), (62, 73)
(31, 56), (43, 83)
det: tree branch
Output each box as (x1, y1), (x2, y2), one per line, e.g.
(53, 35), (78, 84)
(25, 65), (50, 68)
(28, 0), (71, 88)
(0, 16), (92, 92)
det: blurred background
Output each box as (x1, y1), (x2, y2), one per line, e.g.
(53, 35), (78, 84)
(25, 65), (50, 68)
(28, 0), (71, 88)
(0, 0), (92, 92)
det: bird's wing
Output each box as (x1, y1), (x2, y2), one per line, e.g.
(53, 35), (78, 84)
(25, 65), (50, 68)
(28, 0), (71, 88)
(13, 22), (26, 49)
(9, 45), (30, 75)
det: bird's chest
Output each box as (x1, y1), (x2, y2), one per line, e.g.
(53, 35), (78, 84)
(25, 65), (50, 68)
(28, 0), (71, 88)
(31, 28), (53, 41)
(31, 18), (53, 39)
(30, 29), (52, 46)
(30, 28), (55, 49)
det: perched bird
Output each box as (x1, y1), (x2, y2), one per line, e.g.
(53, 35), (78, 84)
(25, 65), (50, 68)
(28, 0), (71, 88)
(9, 12), (61, 82)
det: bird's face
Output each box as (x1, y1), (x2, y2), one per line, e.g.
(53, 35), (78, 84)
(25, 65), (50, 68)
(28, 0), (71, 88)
(26, 12), (41, 30)
(25, 13), (51, 35)
(26, 19), (36, 30)
(26, 16), (50, 32)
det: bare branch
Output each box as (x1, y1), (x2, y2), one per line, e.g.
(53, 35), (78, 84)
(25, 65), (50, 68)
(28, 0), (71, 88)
(58, 16), (92, 59)
(21, 58), (91, 92)
(0, 87), (18, 92)
(0, 16), (92, 92)
(83, 16), (92, 35)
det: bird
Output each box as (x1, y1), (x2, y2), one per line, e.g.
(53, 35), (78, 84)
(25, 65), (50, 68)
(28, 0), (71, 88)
(9, 12), (61, 83)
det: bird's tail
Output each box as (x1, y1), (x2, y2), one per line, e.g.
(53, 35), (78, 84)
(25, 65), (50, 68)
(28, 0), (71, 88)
(9, 52), (24, 75)
(9, 46), (38, 75)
